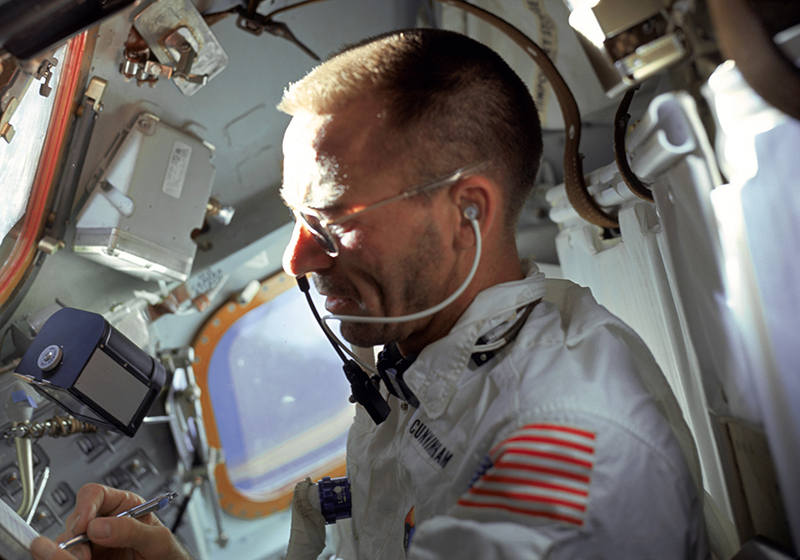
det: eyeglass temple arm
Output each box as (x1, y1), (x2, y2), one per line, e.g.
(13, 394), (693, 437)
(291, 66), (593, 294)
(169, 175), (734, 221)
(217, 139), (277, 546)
(327, 161), (489, 226)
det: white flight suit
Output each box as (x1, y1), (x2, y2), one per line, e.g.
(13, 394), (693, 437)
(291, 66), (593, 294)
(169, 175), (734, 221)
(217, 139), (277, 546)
(294, 261), (708, 559)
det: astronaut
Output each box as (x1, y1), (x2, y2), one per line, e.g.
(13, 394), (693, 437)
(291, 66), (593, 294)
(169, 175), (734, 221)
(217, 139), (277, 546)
(31, 28), (707, 560)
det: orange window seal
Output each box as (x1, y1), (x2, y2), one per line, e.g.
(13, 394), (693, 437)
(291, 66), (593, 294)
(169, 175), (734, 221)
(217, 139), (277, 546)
(0, 32), (87, 307)
(192, 272), (346, 519)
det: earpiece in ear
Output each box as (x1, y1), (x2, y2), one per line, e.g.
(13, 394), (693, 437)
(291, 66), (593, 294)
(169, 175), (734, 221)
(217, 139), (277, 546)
(463, 205), (480, 220)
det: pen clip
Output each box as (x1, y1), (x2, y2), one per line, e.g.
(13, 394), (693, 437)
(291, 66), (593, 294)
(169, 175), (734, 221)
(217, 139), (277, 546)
(119, 492), (177, 518)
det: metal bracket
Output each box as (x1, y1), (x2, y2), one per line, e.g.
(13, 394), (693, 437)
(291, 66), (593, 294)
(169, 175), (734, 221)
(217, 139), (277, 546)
(163, 27), (208, 86)
(234, 6), (320, 60)
(84, 76), (107, 114)
(132, 0), (228, 96)
(35, 58), (58, 98)
(162, 348), (228, 547)
(0, 58), (30, 143)
(0, 96), (19, 142)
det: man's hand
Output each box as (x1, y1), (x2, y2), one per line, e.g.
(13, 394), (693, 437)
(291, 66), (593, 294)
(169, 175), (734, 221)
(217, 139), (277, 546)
(30, 483), (191, 560)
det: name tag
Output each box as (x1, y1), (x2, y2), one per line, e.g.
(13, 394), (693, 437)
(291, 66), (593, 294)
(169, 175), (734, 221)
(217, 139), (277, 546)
(408, 419), (454, 469)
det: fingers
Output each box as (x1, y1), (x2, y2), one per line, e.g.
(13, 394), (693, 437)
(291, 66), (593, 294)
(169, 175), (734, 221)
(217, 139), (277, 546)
(85, 516), (191, 560)
(32, 483), (136, 560)
(45, 483), (189, 560)
(30, 536), (84, 560)
(64, 484), (145, 538)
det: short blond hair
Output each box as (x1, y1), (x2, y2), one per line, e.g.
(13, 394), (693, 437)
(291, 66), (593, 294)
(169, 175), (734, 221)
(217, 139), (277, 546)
(278, 29), (543, 229)
(278, 32), (409, 116)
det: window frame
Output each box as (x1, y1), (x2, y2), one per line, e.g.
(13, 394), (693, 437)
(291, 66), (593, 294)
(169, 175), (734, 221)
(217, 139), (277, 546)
(191, 271), (347, 519)
(0, 32), (88, 308)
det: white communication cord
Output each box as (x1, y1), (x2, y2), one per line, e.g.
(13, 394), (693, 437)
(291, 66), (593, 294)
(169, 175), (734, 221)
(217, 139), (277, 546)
(322, 216), (481, 326)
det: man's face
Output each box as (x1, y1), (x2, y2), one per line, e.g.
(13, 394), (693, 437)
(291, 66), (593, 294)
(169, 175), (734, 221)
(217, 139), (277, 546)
(280, 98), (461, 351)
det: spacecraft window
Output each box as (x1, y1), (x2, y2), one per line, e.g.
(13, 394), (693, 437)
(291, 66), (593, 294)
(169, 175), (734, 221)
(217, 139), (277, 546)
(193, 272), (352, 517)
(0, 45), (67, 244)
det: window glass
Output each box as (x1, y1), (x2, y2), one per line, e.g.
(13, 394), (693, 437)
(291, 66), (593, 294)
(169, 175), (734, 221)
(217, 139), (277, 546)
(206, 277), (353, 495)
(0, 45), (66, 242)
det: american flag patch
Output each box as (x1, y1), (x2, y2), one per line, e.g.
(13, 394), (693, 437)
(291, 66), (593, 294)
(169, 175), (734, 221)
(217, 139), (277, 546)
(457, 423), (596, 526)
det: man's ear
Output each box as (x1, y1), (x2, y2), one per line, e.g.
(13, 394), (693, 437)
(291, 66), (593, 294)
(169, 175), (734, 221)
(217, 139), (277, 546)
(449, 174), (499, 250)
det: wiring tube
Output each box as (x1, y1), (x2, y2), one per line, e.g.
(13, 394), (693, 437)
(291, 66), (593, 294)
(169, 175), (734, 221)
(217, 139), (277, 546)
(436, 0), (619, 228)
(613, 85), (653, 202)
(13, 432), (34, 518)
(214, 0), (619, 228)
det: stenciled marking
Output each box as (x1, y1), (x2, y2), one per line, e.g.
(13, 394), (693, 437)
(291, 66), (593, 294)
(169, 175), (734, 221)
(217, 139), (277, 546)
(409, 419), (454, 469)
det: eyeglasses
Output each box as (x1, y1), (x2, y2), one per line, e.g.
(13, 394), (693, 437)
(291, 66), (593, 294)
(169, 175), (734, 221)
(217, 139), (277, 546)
(293, 161), (489, 257)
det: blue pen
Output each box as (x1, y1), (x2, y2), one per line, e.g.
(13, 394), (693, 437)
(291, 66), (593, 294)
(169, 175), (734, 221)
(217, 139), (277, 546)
(58, 492), (178, 549)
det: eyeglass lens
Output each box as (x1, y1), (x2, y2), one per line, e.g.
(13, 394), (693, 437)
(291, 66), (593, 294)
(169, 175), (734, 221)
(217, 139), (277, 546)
(297, 211), (338, 256)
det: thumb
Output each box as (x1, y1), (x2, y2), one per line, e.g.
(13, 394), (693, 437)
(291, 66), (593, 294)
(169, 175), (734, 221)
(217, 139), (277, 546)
(87, 517), (183, 559)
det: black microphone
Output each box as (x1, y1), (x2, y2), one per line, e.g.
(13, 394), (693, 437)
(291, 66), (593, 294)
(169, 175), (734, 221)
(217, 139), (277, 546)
(296, 275), (390, 425)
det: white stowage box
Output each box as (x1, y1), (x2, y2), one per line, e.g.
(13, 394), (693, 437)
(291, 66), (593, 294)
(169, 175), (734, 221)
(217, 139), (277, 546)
(73, 112), (216, 282)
